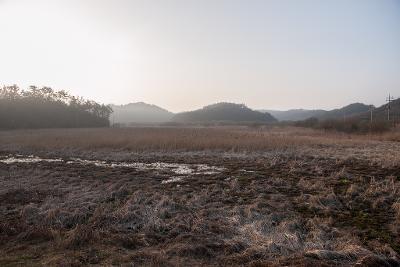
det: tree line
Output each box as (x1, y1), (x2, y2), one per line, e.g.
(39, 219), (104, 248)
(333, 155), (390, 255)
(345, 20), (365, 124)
(0, 85), (113, 129)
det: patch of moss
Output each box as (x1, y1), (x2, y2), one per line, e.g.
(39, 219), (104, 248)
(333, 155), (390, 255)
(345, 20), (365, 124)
(340, 209), (400, 254)
(338, 178), (350, 185)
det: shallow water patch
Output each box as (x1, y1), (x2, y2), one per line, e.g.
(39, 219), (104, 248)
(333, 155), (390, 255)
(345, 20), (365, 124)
(0, 155), (62, 164)
(0, 154), (225, 176)
(161, 177), (184, 184)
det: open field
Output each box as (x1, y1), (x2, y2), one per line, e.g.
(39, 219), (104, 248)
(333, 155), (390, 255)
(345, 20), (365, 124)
(1, 127), (400, 266)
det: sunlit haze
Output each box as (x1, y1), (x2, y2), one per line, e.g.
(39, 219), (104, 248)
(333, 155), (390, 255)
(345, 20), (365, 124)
(1, 0), (399, 112)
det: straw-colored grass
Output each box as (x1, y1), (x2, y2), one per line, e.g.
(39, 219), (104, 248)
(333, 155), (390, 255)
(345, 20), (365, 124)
(0, 126), (392, 152)
(1, 126), (400, 266)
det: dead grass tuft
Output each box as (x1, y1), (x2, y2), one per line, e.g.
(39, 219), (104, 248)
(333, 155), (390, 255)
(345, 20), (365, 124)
(1, 126), (400, 265)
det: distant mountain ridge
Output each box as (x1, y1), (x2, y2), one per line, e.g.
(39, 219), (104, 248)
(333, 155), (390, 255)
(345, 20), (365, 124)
(356, 98), (399, 122)
(173, 102), (277, 123)
(260, 109), (326, 121)
(261, 103), (373, 121)
(110, 102), (173, 124)
(318, 103), (373, 120)
(109, 101), (380, 125)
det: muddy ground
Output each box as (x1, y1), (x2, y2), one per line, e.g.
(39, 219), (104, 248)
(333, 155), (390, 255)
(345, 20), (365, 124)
(0, 147), (399, 266)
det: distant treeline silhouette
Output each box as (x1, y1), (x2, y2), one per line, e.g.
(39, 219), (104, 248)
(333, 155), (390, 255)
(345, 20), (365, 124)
(293, 117), (391, 133)
(0, 85), (112, 129)
(291, 100), (399, 133)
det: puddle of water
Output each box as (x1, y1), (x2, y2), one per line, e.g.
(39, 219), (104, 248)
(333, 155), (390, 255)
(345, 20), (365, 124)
(66, 158), (218, 175)
(194, 164), (224, 175)
(161, 177), (183, 184)
(0, 155), (225, 177)
(240, 169), (255, 173)
(0, 155), (62, 164)
(66, 158), (109, 168)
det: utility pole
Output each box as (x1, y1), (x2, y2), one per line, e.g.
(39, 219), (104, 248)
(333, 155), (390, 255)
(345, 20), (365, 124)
(369, 105), (374, 133)
(386, 93), (394, 122)
(370, 105), (373, 124)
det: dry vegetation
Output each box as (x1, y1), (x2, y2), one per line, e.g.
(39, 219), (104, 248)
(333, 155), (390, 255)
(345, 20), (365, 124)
(1, 126), (399, 151)
(0, 126), (400, 266)
(0, 127), (331, 152)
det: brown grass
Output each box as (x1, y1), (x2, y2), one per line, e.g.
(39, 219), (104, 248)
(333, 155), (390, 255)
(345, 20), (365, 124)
(0, 126), (396, 152)
(0, 126), (400, 266)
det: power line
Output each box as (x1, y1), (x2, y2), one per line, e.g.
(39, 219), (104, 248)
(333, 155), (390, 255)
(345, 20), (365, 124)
(386, 93), (394, 122)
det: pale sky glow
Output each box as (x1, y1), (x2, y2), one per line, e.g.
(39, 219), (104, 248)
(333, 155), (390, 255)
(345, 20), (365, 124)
(0, 0), (399, 112)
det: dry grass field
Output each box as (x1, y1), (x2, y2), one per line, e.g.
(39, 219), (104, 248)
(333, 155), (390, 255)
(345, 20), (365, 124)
(0, 126), (400, 266)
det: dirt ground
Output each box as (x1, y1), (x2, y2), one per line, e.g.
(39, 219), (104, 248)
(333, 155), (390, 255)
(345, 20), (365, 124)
(0, 127), (399, 266)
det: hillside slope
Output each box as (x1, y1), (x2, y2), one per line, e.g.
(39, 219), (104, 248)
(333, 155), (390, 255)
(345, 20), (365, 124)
(173, 103), (277, 123)
(260, 109), (327, 121)
(317, 103), (373, 120)
(262, 103), (373, 121)
(357, 98), (400, 122)
(110, 102), (173, 124)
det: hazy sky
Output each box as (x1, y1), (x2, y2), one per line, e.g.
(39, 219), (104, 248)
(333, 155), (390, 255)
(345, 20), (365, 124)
(0, 0), (399, 112)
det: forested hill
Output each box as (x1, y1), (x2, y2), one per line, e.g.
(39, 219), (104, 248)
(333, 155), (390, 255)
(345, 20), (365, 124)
(357, 98), (400, 122)
(317, 103), (373, 120)
(0, 85), (112, 129)
(172, 102), (277, 123)
(110, 102), (173, 124)
(260, 109), (327, 121)
(262, 103), (372, 121)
